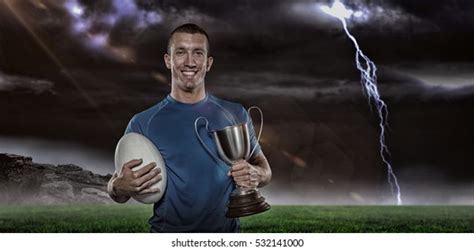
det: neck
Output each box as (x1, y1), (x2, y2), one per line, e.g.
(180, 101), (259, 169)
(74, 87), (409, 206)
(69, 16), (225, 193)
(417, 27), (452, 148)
(170, 85), (206, 104)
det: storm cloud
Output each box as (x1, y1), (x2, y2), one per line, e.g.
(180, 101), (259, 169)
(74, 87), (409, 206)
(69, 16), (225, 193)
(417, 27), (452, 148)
(0, 71), (55, 94)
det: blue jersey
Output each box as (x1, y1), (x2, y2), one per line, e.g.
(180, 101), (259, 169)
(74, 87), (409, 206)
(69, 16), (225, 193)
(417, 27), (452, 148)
(125, 93), (261, 232)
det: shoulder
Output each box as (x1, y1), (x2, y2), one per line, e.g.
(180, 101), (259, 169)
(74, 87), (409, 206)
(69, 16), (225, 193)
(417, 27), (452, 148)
(133, 96), (170, 123)
(207, 94), (250, 125)
(126, 96), (170, 134)
(208, 94), (245, 114)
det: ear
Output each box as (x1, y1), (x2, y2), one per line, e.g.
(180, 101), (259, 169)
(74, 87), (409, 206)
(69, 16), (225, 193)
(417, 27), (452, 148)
(164, 53), (171, 69)
(206, 56), (214, 72)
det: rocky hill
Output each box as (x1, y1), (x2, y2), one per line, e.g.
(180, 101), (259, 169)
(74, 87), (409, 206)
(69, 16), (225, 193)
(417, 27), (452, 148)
(0, 153), (113, 204)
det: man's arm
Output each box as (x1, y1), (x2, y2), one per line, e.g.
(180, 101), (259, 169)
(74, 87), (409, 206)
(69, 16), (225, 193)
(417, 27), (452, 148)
(107, 159), (162, 203)
(229, 152), (272, 188)
(107, 173), (131, 203)
(249, 152), (272, 188)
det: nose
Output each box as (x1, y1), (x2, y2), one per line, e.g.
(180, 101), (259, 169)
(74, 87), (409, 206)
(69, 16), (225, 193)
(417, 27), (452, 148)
(184, 52), (196, 67)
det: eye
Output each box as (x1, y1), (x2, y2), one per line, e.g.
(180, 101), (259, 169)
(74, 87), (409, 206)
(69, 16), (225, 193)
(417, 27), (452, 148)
(175, 50), (184, 55)
(195, 51), (204, 56)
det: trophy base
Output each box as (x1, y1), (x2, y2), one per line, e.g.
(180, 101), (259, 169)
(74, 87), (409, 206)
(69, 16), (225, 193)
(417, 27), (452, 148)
(226, 189), (271, 218)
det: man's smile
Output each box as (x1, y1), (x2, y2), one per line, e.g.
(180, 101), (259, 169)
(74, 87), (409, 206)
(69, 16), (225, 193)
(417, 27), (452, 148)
(181, 70), (197, 77)
(181, 71), (196, 76)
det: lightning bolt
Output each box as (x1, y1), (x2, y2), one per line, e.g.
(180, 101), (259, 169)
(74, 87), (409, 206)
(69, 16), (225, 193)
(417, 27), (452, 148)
(321, 0), (402, 205)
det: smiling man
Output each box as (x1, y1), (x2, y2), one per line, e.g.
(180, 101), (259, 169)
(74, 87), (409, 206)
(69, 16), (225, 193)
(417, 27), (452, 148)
(107, 23), (272, 233)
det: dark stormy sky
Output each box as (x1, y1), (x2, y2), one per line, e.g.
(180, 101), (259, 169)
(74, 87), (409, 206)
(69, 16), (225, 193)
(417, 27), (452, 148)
(1, 0), (474, 204)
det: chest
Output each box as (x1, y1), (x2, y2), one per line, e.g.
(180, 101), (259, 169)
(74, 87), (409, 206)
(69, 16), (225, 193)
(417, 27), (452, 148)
(145, 107), (239, 160)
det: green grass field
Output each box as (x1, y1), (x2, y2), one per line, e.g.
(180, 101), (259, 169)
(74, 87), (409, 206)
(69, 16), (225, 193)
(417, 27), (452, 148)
(0, 205), (473, 233)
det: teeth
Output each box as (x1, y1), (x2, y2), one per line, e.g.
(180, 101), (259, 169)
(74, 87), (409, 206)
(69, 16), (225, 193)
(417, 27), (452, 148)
(182, 71), (196, 76)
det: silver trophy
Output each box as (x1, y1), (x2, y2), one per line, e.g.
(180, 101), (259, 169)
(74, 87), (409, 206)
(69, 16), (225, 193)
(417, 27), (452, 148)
(194, 106), (271, 218)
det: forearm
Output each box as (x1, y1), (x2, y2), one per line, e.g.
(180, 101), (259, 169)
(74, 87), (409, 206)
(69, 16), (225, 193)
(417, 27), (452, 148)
(251, 153), (272, 188)
(107, 174), (131, 203)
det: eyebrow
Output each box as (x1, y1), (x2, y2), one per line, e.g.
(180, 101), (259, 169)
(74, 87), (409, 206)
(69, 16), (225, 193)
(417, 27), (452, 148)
(174, 47), (206, 52)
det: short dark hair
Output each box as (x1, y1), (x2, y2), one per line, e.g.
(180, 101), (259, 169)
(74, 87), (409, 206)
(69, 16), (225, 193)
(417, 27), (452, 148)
(167, 23), (210, 55)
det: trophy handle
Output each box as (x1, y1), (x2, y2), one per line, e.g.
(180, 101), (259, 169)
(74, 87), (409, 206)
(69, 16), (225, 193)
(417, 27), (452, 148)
(247, 106), (263, 160)
(194, 116), (221, 163)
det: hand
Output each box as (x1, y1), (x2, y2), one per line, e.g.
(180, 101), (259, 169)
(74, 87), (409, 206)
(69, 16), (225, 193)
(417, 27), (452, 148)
(227, 159), (260, 189)
(113, 159), (162, 197)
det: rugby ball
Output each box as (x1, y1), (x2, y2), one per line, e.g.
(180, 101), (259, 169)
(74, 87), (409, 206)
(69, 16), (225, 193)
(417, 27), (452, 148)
(114, 132), (167, 204)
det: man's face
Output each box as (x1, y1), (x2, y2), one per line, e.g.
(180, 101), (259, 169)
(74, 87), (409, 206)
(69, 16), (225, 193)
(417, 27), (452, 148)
(164, 32), (213, 93)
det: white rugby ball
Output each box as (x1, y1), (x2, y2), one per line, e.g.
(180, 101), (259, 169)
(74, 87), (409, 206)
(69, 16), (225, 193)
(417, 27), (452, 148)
(114, 132), (167, 204)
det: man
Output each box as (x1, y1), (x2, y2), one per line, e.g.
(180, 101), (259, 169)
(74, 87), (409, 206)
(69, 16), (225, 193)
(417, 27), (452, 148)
(107, 23), (271, 232)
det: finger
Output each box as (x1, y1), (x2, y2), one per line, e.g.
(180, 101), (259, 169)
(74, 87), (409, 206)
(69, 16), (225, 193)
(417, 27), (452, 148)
(138, 187), (161, 194)
(228, 161), (248, 175)
(233, 174), (250, 182)
(138, 174), (162, 191)
(231, 169), (250, 177)
(232, 166), (259, 177)
(243, 180), (258, 188)
(135, 167), (160, 186)
(230, 163), (248, 172)
(249, 172), (260, 180)
(133, 162), (158, 178)
(249, 176), (259, 183)
(236, 180), (251, 188)
(123, 159), (143, 170)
